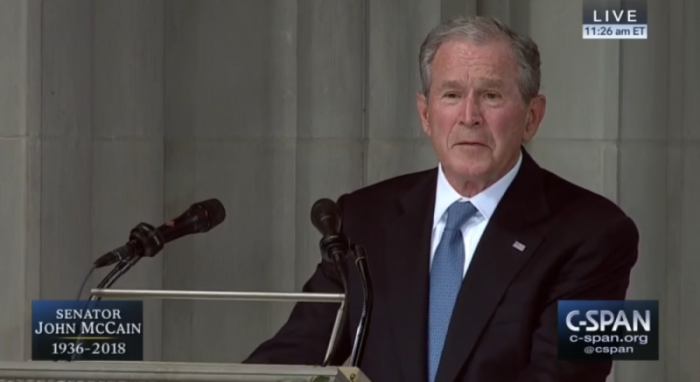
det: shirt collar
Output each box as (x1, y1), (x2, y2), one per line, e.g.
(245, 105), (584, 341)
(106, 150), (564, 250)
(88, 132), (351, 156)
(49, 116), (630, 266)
(433, 152), (522, 228)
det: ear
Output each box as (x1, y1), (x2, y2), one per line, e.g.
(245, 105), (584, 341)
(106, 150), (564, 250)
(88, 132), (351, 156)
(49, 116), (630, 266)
(416, 92), (431, 136)
(522, 94), (546, 143)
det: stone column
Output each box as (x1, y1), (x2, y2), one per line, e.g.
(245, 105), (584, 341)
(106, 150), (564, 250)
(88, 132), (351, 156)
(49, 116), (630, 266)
(39, 0), (94, 301)
(615, 0), (672, 380)
(92, 0), (165, 361)
(0, 0), (41, 361)
(668, 1), (700, 380)
(294, 0), (366, 287)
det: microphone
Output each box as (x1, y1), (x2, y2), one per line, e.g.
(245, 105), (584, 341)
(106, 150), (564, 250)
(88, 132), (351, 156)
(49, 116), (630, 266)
(310, 198), (352, 367)
(310, 198), (349, 263)
(93, 198), (226, 268)
(310, 198), (373, 368)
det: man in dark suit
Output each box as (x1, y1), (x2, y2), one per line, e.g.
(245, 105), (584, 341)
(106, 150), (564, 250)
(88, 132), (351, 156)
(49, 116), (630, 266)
(244, 16), (639, 382)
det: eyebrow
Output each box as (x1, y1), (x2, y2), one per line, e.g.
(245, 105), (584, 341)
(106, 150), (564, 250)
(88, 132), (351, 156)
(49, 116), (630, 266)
(477, 78), (505, 88)
(437, 78), (505, 91)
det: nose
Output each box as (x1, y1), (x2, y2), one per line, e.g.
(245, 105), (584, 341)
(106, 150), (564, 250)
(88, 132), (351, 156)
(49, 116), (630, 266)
(461, 92), (483, 127)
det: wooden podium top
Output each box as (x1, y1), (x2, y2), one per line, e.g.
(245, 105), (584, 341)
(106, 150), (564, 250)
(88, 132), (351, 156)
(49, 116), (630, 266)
(0, 360), (370, 382)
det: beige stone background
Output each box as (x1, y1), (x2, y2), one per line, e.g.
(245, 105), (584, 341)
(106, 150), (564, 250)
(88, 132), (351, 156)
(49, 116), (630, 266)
(1, 1), (698, 381)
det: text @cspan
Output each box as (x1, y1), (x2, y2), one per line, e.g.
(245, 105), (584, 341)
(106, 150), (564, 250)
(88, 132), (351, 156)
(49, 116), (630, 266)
(569, 334), (648, 345)
(565, 310), (651, 332)
(582, 346), (635, 355)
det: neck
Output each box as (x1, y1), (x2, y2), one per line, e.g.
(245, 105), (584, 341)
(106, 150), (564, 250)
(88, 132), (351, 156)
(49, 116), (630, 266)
(446, 179), (489, 198)
(443, 153), (520, 198)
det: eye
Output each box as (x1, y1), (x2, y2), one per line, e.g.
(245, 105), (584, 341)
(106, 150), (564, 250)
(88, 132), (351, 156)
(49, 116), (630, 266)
(484, 91), (500, 100)
(443, 92), (461, 99)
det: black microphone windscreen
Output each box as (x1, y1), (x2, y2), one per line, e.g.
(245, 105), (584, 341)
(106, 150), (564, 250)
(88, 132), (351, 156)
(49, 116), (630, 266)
(311, 198), (342, 236)
(193, 198), (227, 229)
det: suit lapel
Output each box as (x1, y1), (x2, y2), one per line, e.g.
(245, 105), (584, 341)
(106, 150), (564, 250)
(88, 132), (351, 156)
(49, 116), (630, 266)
(435, 150), (551, 382)
(382, 169), (437, 382)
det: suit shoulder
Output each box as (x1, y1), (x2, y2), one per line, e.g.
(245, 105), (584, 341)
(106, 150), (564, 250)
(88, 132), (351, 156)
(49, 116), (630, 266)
(541, 169), (636, 230)
(336, 169), (434, 216)
(342, 169), (434, 203)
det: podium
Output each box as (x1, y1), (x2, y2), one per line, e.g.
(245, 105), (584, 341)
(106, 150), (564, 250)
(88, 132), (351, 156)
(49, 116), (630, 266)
(0, 361), (371, 381)
(0, 288), (372, 381)
(91, 288), (349, 364)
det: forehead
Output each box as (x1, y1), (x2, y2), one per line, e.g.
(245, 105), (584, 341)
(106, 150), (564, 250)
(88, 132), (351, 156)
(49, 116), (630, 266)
(430, 38), (519, 84)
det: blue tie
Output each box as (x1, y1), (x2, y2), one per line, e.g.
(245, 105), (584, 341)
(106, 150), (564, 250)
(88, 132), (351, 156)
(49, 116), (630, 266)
(428, 201), (477, 382)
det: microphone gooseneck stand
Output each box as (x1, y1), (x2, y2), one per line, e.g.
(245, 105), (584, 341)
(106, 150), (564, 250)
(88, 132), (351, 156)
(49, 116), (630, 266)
(318, 236), (374, 369)
(70, 259), (134, 361)
(92, 222), (162, 301)
(319, 234), (351, 367)
(99, 255), (142, 293)
(71, 223), (160, 361)
(349, 244), (372, 367)
(310, 198), (374, 369)
(68, 199), (226, 361)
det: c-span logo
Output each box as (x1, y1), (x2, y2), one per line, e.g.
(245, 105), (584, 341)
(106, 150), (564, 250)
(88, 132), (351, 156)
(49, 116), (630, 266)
(32, 300), (143, 361)
(557, 300), (658, 361)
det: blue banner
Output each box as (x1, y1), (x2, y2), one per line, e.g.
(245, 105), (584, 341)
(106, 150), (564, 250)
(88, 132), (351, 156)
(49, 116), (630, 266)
(557, 300), (659, 361)
(32, 300), (143, 361)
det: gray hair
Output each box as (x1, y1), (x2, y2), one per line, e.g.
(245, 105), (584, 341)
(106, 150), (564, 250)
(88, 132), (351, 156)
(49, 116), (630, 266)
(418, 16), (541, 103)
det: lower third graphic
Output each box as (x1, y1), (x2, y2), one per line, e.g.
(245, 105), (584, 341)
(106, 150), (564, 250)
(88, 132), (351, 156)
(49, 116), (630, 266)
(32, 300), (143, 361)
(557, 300), (658, 361)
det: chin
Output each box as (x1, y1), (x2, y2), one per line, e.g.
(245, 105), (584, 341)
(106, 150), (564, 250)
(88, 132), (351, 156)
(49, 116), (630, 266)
(445, 159), (492, 180)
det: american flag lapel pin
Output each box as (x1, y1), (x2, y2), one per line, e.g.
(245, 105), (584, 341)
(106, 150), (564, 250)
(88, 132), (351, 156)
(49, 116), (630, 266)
(512, 241), (526, 251)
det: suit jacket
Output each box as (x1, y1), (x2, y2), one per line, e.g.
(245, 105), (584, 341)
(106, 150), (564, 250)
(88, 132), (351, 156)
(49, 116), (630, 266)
(244, 149), (640, 382)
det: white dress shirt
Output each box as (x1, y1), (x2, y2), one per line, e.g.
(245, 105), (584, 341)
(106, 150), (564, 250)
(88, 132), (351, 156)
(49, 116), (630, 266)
(430, 153), (523, 277)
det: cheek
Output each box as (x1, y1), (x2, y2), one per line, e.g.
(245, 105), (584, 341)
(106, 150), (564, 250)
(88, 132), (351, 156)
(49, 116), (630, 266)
(429, 106), (461, 134)
(483, 111), (524, 146)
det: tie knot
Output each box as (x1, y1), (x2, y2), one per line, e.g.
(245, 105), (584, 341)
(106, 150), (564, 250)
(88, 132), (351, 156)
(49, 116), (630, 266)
(444, 201), (477, 230)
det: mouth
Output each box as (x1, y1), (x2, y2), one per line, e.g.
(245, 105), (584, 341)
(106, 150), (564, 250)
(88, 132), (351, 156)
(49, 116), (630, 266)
(454, 142), (486, 147)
